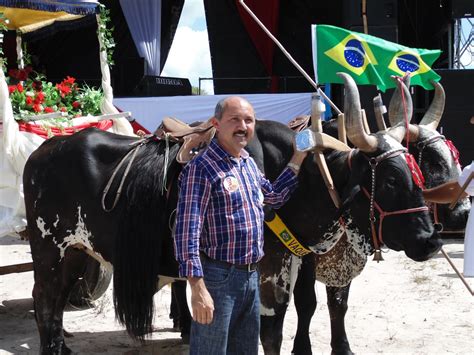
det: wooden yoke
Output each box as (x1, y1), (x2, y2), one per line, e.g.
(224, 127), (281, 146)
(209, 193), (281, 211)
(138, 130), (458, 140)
(310, 93), (343, 208)
(337, 113), (347, 144)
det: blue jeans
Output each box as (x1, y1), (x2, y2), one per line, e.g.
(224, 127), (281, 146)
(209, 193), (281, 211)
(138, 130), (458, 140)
(189, 257), (260, 355)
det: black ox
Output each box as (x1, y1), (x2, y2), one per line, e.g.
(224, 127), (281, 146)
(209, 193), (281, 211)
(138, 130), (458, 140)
(284, 77), (471, 355)
(23, 73), (442, 354)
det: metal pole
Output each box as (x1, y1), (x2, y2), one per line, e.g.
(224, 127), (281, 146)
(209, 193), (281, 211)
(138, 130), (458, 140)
(440, 248), (474, 296)
(238, 0), (342, 115)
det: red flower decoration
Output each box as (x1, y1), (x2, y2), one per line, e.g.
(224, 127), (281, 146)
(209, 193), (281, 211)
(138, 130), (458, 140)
(16, 83), (24, 93)
(44, 107), (54, 113)
(8, 85), (16, 94)
(25, 96), (33, 106)
(56, 83), (72, 97)
(33, 104), (43, 113)
(63, 76), (76, 85)
(35, 91), (45, 103)
(17, 70), (28, 81)
(72, 101), (81, 108)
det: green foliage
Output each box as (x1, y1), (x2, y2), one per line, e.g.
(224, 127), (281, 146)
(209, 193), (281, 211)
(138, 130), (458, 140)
(97, 4), (115, 66)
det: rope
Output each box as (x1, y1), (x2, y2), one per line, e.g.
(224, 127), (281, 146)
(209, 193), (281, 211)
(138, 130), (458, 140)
(162, 133), (170, 194)
(101, 139), (147, 212)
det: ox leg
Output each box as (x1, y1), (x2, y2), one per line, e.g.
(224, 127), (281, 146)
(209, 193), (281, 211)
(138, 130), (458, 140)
(171, 280), (191, 343)
(327, 284), (354, 355)
(260, 311), (287, 355)
(170, 284), (180, 330)
(32, 245), (88, 355)
(292, 254), (316, 355)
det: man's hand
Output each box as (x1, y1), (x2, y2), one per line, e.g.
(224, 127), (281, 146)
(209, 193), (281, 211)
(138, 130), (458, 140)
(287, 136), (309, 174)
(188, 277), (214, 324)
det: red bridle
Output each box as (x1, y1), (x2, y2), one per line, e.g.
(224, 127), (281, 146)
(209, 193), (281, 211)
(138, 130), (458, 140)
(415, 134), (462, 227)
(348, 148), (429, 261)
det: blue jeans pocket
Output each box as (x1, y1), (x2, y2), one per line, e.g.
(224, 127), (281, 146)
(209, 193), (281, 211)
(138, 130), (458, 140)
(203, 263), (232, 288)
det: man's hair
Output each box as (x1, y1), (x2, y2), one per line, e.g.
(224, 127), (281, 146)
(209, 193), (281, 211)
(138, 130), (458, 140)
(214, 98), (227, 121)
(213, 96), (254, 121)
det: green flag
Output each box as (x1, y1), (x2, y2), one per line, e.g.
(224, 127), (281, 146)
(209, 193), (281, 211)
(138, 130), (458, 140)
(312, 24), (441, 92)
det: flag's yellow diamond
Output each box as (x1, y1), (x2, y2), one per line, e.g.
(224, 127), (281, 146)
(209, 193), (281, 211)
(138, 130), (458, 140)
(324, 34), (378, 76)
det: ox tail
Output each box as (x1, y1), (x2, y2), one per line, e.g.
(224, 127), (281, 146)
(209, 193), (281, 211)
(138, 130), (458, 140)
(112, 141), (180, 339)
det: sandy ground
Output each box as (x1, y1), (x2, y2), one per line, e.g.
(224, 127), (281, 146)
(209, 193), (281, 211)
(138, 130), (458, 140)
(1, 235), (473, 354)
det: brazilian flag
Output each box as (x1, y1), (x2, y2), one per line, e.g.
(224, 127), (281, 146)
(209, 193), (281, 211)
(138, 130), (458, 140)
(312, 25), (441, 92)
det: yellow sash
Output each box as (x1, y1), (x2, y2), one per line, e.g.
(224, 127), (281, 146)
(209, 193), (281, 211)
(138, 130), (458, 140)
(264, 212), (312, 257)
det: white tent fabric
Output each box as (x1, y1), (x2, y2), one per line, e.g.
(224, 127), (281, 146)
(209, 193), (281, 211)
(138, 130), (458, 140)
(114, 92), (313, 132)
(119, 0), (162, 76)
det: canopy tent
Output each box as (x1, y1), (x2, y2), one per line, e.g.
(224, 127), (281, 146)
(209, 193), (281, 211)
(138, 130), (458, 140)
(0, 0), (134, 236)
(0, 0), (98, 33)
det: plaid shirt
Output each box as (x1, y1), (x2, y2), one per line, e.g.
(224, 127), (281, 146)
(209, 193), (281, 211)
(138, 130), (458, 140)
(173, 139), (298, 277)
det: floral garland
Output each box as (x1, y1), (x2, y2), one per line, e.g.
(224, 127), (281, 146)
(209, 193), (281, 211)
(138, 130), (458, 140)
(97, 4), (115, 66)
(0, 12), (8, 70)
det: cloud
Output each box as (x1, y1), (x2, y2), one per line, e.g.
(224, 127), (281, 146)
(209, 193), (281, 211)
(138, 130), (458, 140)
(177, 0), (207, 31)
(161, 26), (214, 94)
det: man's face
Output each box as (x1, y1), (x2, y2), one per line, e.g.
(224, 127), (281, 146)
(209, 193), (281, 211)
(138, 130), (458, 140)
(212, 98), (256, 157)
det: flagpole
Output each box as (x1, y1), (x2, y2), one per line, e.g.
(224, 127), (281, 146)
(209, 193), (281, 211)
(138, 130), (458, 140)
(238, 0), (342, 115)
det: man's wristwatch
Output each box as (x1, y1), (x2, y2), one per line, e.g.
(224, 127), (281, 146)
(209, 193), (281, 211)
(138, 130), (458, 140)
(287, 163), (300, 172)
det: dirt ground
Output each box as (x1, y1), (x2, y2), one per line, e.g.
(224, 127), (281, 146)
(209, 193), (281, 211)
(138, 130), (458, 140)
(1, 234), (473, 354)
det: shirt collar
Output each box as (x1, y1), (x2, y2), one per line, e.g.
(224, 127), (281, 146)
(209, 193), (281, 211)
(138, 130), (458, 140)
(207, 139), (249, 161)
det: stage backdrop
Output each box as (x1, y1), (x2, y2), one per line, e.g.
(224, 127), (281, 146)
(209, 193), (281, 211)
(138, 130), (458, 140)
(114, 92), (312, 132)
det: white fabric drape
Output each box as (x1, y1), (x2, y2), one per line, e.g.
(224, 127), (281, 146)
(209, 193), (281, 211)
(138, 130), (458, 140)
(114, 93), (313, 132)
(119, 0), (162, 76)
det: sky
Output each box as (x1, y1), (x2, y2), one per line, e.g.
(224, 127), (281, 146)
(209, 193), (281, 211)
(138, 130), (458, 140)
(161, 0), (213, 94)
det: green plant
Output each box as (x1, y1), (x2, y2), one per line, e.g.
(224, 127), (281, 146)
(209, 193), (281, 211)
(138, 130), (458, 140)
(8, 69), (104, 121)
(97, 4), (115, 66)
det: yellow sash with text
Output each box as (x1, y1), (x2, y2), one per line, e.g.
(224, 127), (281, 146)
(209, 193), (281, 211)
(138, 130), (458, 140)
(264, 212), (312, 257)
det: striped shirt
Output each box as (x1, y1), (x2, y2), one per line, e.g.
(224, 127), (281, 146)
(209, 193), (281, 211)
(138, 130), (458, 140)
(173, 139), (298, 277)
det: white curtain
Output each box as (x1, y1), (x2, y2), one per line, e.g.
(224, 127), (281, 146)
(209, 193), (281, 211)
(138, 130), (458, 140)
(119, 0), (162, 76)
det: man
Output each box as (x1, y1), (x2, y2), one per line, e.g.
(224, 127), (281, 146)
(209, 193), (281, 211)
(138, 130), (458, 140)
(423, 161), (473, 277)
(173, 96), (307, 354)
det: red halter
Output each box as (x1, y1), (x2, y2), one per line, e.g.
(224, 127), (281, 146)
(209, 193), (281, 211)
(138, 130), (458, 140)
(348, 148), (429, 261)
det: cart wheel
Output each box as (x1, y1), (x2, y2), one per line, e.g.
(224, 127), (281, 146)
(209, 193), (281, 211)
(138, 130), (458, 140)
(67, 256), (112, 309)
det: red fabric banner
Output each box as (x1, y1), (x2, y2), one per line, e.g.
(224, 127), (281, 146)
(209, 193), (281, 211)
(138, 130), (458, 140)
(18, 120), (114, 140)
(236, 0), (280, 92)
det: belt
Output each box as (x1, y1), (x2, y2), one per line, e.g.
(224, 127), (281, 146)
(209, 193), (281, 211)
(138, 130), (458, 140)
(200, 252), (258, 272)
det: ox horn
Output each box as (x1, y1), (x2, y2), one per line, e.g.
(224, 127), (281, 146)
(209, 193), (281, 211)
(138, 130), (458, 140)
(387, 75), (411, 142)
(338, 72), (378, 152)
(373, 94), (387, 131)
(419, 80), (445, 130)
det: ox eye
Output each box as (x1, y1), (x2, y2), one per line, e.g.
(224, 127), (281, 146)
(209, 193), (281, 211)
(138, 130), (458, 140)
(383, 176), (397, 189)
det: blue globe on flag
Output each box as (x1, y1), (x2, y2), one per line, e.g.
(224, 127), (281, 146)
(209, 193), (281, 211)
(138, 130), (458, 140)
(344, 39), (365, 68)
(396, 54), (420, 73)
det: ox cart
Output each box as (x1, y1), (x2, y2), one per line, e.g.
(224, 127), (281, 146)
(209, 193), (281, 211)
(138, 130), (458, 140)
(0, 1), (135, 306)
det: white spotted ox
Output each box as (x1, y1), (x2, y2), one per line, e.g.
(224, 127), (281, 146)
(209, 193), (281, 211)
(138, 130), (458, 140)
(23, 73), (442, 354)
